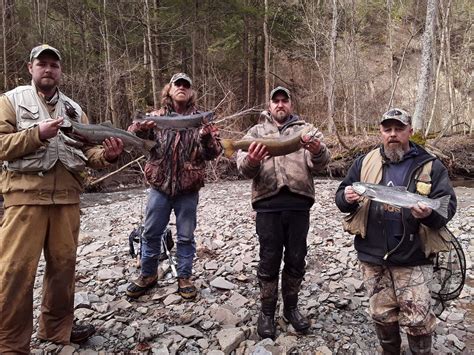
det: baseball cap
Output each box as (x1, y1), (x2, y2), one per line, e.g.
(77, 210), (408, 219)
(169, 73), (192, 86)
(270, 86), (291, 100)
(30, 44), (61, 61)
(380, 108), (411, 125)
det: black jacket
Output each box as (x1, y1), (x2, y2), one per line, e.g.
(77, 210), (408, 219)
(335, 143), (457, 266)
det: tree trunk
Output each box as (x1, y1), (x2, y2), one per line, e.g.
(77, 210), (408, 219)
(412, 0), (438, 133)
(144, 0), (158, 108)
(327, 0), (337, 133)
(424, 0), (450, 137)
(263, 0), (270, 102)
(1, 0), (7, 90)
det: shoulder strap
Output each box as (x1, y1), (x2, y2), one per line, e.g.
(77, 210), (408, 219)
(360, 148), (383, 184)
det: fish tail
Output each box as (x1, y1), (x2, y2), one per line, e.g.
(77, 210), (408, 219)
(221, 139), (235, 158)
(435, 195), (451, 219)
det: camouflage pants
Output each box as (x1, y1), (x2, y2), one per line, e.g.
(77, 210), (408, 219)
(360, 261), (436, 336)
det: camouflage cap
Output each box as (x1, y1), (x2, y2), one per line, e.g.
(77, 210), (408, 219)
(30, 44), (62, 61)
(270, 86), (291, 100)
(380, 108), (411, 125)
(169, 73), (192, 86)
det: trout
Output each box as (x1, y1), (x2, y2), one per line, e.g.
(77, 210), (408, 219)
(133, 111), (214, 129)
(60, 119), (157, 154)
(352, 182), (451, 219)
(221, 126), (321, 158)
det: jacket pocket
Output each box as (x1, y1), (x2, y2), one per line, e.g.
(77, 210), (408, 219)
(7, 146), (48, 172)
(17, 104), (40, 129)
(178, 161), (204, 194)
(145, 160), (167, 188)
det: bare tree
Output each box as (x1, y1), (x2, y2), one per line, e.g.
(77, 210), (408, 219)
(327, 0), (337, 133)
(263, 0), (270, 101)
(144, 0), (159, 108)
(412, 0), (438, 132)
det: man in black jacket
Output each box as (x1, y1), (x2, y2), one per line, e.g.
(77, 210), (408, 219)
(335, 108), (456, 354)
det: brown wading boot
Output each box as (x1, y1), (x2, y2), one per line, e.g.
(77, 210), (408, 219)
(281, 272), (310, 333)
(178, 277), (197, 300)
(70, 324), (96, 343)
(126, 274), (158, 298)
(257, 279), (278, 339)
(374, 322), (401, 355)
(407, 333), (432, 355)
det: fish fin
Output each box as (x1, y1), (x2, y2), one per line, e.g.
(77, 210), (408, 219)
(221, 139), (235, 158)
(99, 121), (114, 127)
(435, 195), (451, 219)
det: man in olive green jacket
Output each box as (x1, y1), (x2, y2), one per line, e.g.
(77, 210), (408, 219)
(0, 44), (123, 354)
(237, 86), (330, 339)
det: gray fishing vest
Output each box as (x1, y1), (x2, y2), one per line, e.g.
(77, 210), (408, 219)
(4, 85), (87, 173)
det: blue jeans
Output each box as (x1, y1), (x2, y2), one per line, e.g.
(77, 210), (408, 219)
(140, 188), (198, 278)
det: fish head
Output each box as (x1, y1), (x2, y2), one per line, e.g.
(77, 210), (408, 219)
(352, 182), (367, 196)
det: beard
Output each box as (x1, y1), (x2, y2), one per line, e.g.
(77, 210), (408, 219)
(272, 110), (289, 123)
(384, 145), (405, 162)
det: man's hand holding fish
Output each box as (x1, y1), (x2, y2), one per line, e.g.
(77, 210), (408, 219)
(410, 201), (432, 219)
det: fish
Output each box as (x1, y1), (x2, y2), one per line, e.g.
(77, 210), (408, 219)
(60, 119), (157, 154)
(352, 182), (451, 219)
(221, 126), (321, 158)
(133, 111), (214, 129)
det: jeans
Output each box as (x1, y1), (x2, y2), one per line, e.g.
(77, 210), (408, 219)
(256, 210), (309, 281)
(140, 188), (198, 278)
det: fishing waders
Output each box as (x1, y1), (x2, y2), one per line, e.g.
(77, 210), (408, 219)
(281, 271), (310, 332)
(374, 322), (401, 355)
(257, 279), (278, 339)
(407, 334), (432, 354)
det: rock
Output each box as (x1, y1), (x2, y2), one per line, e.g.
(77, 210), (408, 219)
(170, 326), (204, 338)
(210, 277), (237, 290)
(217, 328), (246, 354)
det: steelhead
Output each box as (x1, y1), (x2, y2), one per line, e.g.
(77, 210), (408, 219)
(133, 111), (214, 129)
(221, 126), (321, 158)
(60, 119), (157, 154)
(352, 182), (450, 219)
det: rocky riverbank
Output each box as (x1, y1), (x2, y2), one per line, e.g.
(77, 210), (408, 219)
(30, 179), (473, 354)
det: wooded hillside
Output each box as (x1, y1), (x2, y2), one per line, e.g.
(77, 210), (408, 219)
(0, 0), (472, 140)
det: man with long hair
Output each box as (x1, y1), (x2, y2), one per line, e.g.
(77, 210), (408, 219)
(126, 73), (221, 300)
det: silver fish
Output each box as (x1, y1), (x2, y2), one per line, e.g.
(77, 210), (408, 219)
(352, 182), (450, 219)
(133, 111), (214, 129)
(60, 119), (157, 155)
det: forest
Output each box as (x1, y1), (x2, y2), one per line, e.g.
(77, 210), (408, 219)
(1, 0), (472, 178)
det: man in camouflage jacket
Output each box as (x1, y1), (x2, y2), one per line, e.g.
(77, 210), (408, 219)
(237, 86), (330, 339)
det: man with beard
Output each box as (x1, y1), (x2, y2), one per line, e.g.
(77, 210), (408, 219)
(335, 108), (457, 354)
(125, 73), (222, 301)
(237, 86), (330, 339)
(0, 44), (124, 353)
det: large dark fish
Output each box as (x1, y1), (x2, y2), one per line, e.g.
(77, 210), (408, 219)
(60, 119), (157, 154)
(133, 111), (214, 129)
(221, 126), (322, 158)
(352, 182), (450, 219)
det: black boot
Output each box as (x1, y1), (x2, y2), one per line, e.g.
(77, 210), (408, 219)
(257, 279), (278, 339)
(281, 272), (310, 333)
(407, 334), (432, 354)
(374, 322), (401, 355)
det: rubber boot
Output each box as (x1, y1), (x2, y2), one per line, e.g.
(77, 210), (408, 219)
(281, 272), (310, 333)
(257, 279), (278, 339)
(407, 334), (432, 355)
(374, 322), (401, 355)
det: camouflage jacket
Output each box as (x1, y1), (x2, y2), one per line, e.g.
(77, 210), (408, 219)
(237, 114), (330, 205)
(132, 107), (222, 196)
